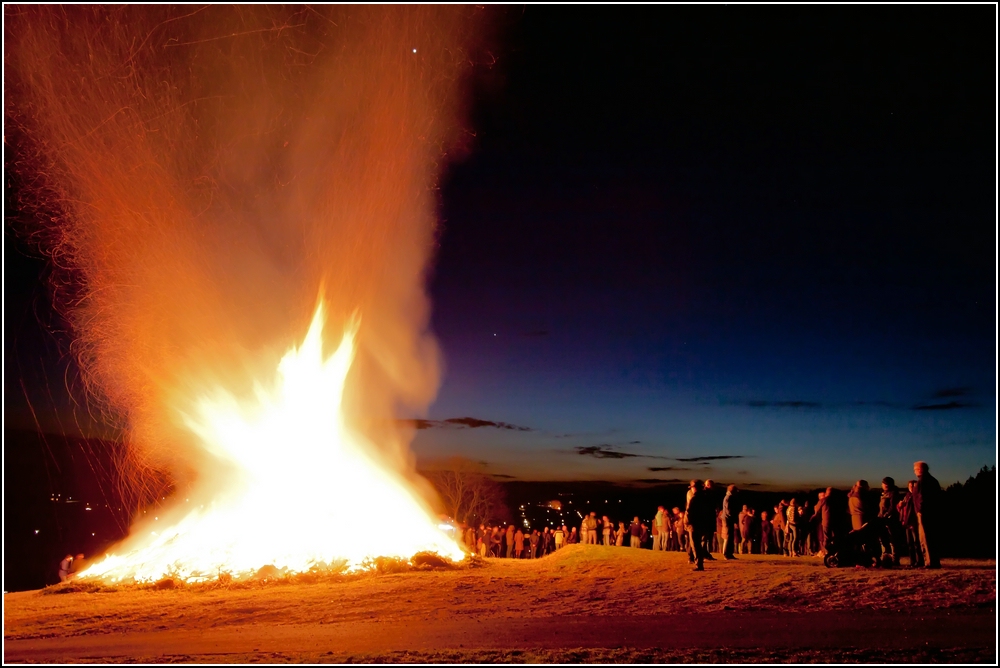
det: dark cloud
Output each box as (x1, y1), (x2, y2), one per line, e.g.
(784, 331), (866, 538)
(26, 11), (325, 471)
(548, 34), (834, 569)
(629, 440), (642, 445)
(932, 387), (973, 399)
(490, 473), (516, 479)
(635, 478), (687, 484)
(736, 470), (749, 475)
(521, 330), (550, 338)
(407, 417), (532, 431)
(647, 466), (691, 472)
(912, 401), (979, 411)
(744, 482), (763, 487)
(745, 400), (822, 409)
(576, 445), (640, 459)
(674, 455), (745, 462)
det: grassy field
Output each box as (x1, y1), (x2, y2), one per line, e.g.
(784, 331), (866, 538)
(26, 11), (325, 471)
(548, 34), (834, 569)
(4, 546), (996, 663)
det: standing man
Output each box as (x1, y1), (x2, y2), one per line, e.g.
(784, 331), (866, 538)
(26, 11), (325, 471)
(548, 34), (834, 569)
(760, 510), (773, 554)
(654, 506), (668, 551)
(785, 499), (799, 557)
(848, 480), (868, 531)
(879, 477), (902, 566)
(686, 480), (715, 571)
(585, 512), (599, 545)
(899, 480), (923, 568)
(629, 516), (642, 548)
(913, 461), (941, 569)
(739, 505), (753, 555)
(722, 484), (739, 559)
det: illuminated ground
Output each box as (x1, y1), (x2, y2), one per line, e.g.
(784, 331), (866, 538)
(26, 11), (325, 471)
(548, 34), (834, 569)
(4, 546), (995, 663)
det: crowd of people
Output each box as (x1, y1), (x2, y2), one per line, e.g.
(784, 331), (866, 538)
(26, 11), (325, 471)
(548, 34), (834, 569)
(463, 461), (944, 572)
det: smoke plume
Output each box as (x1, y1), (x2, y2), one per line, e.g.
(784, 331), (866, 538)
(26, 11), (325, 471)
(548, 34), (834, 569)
(6, 6), (483, 512)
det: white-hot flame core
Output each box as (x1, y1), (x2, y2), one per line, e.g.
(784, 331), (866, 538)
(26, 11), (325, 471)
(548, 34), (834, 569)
(81, 303), (464, 583)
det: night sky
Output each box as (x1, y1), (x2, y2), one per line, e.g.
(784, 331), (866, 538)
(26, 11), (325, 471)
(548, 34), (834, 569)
(415, 5), (996, 488)
(5, 5), (997, 492)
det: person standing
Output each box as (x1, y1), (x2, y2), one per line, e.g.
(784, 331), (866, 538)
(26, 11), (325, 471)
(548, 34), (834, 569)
(615, 521), (626, 547)
(775, 501), (789, 555)
(848, 480), (869, 531)
(505, 525), (516, 558)
(584, 512), (598, 545)
(602, 515), (612, 546)
(654, 506), (669, 551)
(722, 485), (739, 559)
(490, 527), (502, 557)
(879, 477), (902, 566)
(913, 461), (941, 569)
(899, 480), (923, 568)
(629, 517), (642, 548)
(760, 510), (773, 554)
(686, 480), (715, 571)
(785, 499), (799, 557)
(810, 489), (832, 557)
(739, 505), (753, 555)
(554, 524), (566, 551)
(514, 529), (524, 559)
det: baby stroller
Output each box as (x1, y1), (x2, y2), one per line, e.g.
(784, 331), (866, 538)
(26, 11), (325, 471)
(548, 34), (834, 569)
(824, 521), (885, 568)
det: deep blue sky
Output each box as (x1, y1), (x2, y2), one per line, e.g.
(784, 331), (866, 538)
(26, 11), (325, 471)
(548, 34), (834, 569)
(5, 5), (996, 491)
(410, 5), (996, 488)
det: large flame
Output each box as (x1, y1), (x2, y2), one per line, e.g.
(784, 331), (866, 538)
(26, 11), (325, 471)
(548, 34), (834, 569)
(81, 302), (464, 583)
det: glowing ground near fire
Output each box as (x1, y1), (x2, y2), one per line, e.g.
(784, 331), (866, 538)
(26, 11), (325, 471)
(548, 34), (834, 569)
(80, 303), (463, 584)
(4, 548), (995, 663)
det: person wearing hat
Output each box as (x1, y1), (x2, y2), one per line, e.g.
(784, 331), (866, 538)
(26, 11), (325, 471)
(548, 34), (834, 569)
(879, 477), (902, 566)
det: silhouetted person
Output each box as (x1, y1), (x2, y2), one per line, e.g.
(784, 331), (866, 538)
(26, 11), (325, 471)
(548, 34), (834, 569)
(505, 525), (516, 558)
(686, 480), (715, 570)
(899, 480), (923, 567)
(879, 477), (902, 566)
(514, 529), (524, 558)
(490, 527), (502, 557)
(810, 488), (834, 557)
(529, 530), (539, 558)
(848, 480), (868, 531)
(785, 499), (800, 557)
(722, 485), (739, 559)
(913, 461), (941, 568)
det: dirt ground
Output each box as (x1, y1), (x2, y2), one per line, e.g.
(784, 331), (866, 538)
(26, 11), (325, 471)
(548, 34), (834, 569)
(4, 546), (996, 663)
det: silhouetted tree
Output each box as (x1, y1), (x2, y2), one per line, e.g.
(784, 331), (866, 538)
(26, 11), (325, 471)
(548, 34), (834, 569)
(424, 458), (510, 526)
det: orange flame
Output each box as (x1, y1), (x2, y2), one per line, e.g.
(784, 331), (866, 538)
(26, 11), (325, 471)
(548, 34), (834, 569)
(81, 301), (464, 583)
